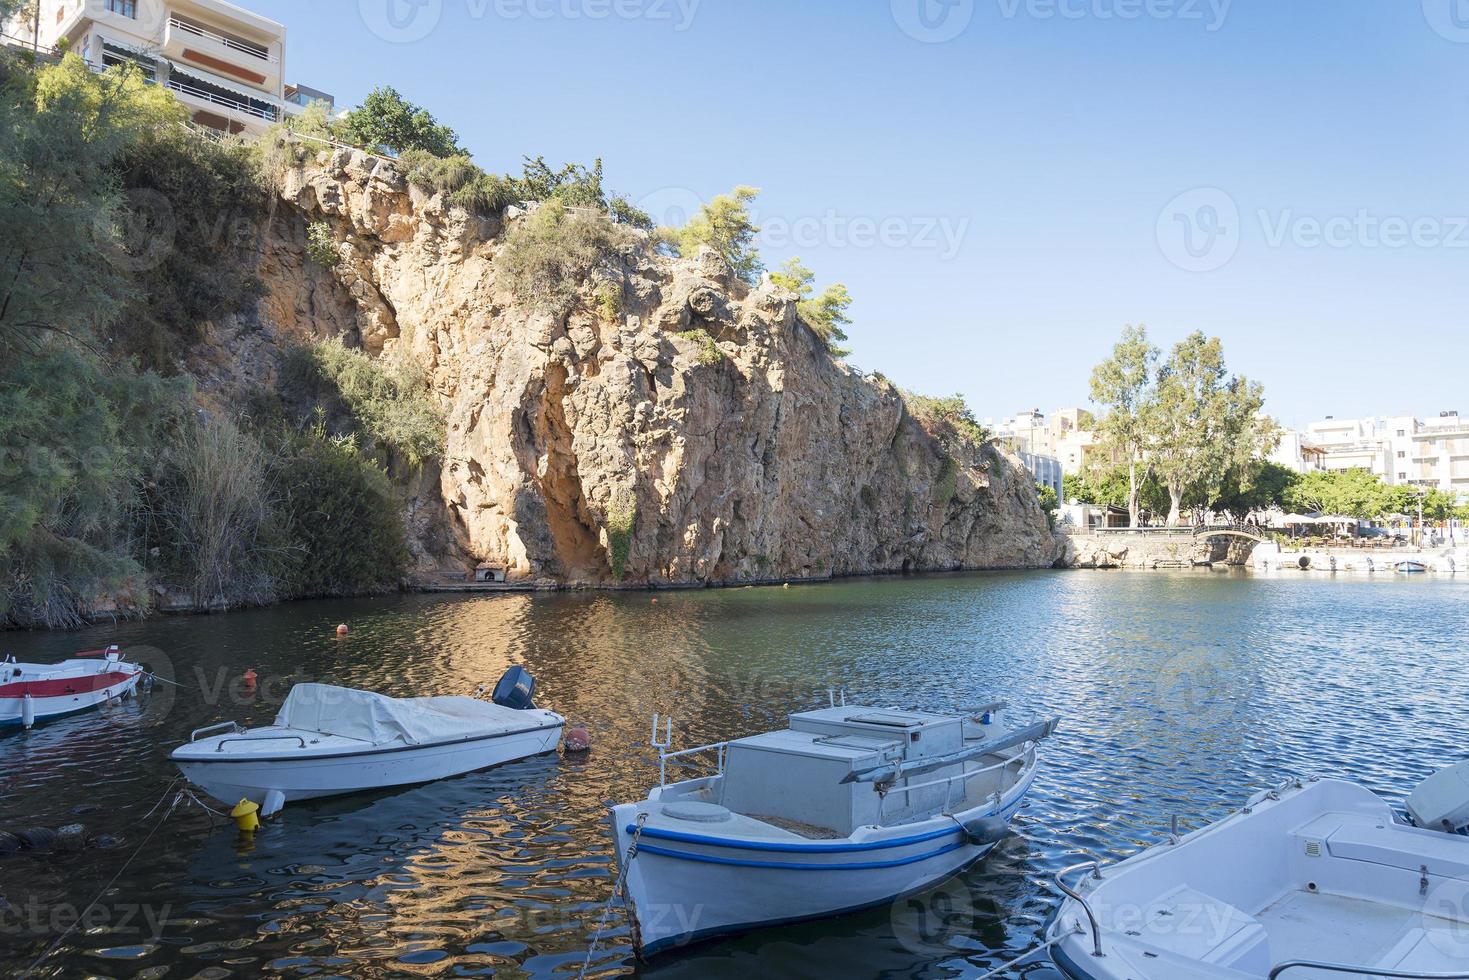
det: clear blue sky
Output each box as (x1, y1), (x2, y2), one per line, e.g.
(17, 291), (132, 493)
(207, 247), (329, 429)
(250, 0), (1469, 429)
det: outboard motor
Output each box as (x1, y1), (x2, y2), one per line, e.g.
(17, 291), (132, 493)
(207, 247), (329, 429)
(1407, 761), (1469, 834)
(491, 666), (537, 710)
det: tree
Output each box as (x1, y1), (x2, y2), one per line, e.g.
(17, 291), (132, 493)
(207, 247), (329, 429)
(771, 257), (853, 355)
(337, 86), (461, 158)
(1149, 332), (1273, 526)
(665, 185), (762, 284)
(1285, 469), (1388, 519)
(1089, 325), (1158, 527)
(1212, 460), (1297, 516)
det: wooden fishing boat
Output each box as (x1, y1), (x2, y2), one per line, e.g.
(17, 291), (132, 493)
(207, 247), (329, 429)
(0, 646), (145, 729)
(609, 699), (1057, 957)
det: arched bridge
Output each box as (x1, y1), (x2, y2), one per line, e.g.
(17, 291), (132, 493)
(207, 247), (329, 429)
(1192, 527), (1266, 544)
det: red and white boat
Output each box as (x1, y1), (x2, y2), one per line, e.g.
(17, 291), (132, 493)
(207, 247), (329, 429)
(0, 646), (146, 729)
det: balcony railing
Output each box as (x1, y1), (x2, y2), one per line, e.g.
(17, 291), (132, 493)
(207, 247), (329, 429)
(165, 77), (279, 121)
(168, 16), (275, 63)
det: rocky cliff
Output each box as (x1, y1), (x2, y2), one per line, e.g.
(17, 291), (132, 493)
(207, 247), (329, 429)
(196, 147), (1061, 587)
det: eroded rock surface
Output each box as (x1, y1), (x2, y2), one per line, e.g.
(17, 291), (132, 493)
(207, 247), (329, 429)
(209, 148), (1062, 586)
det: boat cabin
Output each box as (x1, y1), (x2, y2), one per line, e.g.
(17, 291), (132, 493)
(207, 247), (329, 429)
(715, 706), (991, 837)
(473, 563), (507, 584)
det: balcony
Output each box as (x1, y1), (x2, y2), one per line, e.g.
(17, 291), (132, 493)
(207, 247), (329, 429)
(163, 14), (280, 94)
(165, 67), (279, 125)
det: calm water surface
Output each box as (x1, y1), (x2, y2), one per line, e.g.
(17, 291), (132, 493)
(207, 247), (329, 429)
(1, 570), (1467, 978)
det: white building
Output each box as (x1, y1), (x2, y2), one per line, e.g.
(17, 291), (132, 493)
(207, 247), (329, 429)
(1410, 411), (1469, 496)
(4, 0), (331, 136)
(989, 407), (1100, 478)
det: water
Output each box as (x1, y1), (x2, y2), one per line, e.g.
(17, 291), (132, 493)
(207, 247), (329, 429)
(1, 569), (1466, 978)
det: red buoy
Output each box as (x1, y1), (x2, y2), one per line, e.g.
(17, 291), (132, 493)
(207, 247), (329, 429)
(564, 725), (592, 752)
(242, 669), (257, 689)
(336, 624), (349, 636)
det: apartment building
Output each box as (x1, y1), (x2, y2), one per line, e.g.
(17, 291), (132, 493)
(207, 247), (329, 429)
(990, 407), (1101, 477)
(1410, 412), (1469, 496)
(5, 0), (331, 136)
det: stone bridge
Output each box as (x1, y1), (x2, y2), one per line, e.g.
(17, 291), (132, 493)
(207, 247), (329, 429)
(1060, 526), (1264, 569)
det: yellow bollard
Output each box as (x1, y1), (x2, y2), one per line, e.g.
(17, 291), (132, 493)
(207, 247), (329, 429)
(230, 798), (260, 833)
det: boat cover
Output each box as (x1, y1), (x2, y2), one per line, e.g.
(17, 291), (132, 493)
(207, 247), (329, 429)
(274, 684), (543, 746)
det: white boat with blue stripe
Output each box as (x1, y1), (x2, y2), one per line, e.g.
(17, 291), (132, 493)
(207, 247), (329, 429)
(608, 698), (1058, 958)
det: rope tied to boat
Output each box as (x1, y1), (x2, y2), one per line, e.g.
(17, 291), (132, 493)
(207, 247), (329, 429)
(576, 811), (648, 980)
(19, 783), (187, 979)
(966, 925), (1083, 980)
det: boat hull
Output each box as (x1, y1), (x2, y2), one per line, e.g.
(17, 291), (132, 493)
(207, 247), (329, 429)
(174, 721), (563, 810)
(0, 669), (142, 727)
(612, 761), (1035, 957)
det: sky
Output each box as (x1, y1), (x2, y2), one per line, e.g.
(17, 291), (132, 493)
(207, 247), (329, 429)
(247, 0), (1469, 430)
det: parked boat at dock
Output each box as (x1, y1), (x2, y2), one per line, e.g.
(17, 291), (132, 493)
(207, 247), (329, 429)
(608, 699), (1058, 958)
(172, 668), (563, 816)
(1048, 772), (1469, 979)
(1, 646), (145, 729)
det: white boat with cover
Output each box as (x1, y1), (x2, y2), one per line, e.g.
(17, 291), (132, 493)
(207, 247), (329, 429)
(608, 697), (1058, 958)
(172, 668), (563, 816)
(1048, 770), (1469, 980)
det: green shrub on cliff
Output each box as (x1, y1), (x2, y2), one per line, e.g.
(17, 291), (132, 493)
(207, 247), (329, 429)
(494, 201), (638, 311)
(306, 222), (339, 267)
(662, 186), (763, 284)
(398, 148), (518, 214)
(270, 430), (408, 597)
(281, 340), (445, 469)
(771, 257), (852, 356)
(605, 490), (637, 580)
(905, 393), (990, 456)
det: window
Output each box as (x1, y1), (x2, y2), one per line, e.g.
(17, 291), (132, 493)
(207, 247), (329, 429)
(1399, 472), (1408, 480)
(1397, 429), (1406, 436)
(106, 0), (137, 18)
(1397, 451), (1406, 458)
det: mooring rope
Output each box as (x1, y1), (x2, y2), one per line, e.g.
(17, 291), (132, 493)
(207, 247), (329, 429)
(19, 782), (187, 979)
(575, 812), (647, 980)
(967, 927), (1082, 980)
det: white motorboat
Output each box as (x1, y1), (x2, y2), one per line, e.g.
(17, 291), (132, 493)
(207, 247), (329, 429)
(172, 668), (563, 816)
(608, 699), (1058, 958)
(1, 646), (145, 729)
(1048, 770), (1469, 980)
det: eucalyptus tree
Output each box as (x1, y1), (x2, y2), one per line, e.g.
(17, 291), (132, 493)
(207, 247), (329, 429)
(1089, 324), (1159, 526)
(1149, 332), (1274, 526)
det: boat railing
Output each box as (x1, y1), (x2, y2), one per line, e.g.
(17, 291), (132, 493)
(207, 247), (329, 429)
(1270, 963), (1469, 979)
(651, 713), (729, 787)
(876, 742), (1036, 823)
(1055, 860), (1106, 959)
(214, 734), (308, 753)
(190, 721), (244, 741)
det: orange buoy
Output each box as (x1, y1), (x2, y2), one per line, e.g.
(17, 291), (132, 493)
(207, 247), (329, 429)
(650, 597), (658, 604)
(336, 624), (349, 636)
(564, 725), (592, 752)
(242, 669), (257, 688)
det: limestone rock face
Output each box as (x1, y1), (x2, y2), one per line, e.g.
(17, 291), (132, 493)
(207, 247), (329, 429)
(235, 148), (1061, 585)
